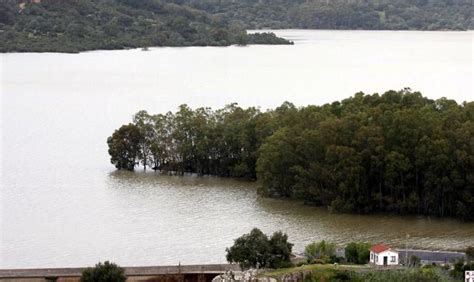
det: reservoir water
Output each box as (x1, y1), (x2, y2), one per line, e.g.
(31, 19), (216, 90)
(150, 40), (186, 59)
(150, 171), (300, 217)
(1, 30), (473, 268)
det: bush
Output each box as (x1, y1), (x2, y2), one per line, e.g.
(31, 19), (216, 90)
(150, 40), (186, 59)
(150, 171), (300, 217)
(356, 268), (448, 282)
(304, 240), (336, 261)
(344, 242), (370, 264)
(225, 228), (293, 269)
(296, 261), (307, 267)
(80, 261), (126, 282)
(310, 259), (325, 265)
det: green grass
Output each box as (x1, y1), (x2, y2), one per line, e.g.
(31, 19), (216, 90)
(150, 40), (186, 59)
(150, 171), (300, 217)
(260, 263), (370, 278)
(260, 264), (454, 282)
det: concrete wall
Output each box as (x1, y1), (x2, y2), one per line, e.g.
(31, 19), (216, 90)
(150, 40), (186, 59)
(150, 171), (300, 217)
(0, 274), (218, 282)
(0, 264), (239, 282)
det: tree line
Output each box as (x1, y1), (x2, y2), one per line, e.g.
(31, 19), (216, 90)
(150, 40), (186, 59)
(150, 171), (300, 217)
(107, 90), (473, 220)
(108, 103), (264, 178)
(174, 0), (473, 30)
(0, 0), (291, 53)
(3, 0), (471, 53)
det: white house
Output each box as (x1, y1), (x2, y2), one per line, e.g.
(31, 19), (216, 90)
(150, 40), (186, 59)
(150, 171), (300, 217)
(370, 244), (399, 266)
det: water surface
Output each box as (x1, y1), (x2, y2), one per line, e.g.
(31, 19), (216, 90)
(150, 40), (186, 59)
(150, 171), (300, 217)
(1, 30), (473, 268)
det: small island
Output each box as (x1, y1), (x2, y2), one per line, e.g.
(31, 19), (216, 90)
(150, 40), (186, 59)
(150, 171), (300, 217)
(107, 90), (473, 221)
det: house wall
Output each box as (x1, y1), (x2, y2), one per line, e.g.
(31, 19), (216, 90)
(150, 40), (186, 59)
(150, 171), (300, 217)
(370, 250), (398, 266)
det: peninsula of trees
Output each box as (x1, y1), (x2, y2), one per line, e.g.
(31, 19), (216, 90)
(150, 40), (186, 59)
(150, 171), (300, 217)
(107, 90), (473, 220)
(0, 0), (291, 53)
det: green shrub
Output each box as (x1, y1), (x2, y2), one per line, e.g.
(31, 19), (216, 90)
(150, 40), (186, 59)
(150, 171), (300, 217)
(344, 242), (370, 264)
(310, 259), (324, 264)
(296, 261), (307, 267)
(304, 240), (336, 260)
(80, 261), (126, 282)
(355, 268), (447, 282)
(226, 228), (293, 269)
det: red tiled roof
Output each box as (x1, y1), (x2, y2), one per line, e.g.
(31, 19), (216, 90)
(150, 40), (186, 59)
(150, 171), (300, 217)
(371, 244), (391, 253)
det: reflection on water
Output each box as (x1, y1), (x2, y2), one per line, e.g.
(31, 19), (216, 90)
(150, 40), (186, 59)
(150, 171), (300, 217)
(2, 164), (474, 269)
(106, 171), (474, 259)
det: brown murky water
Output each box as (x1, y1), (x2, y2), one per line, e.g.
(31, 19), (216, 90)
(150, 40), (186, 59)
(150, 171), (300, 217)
(1, 30), (473, 268)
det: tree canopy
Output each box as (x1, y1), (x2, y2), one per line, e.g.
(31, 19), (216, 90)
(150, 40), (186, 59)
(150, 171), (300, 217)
(344, 242), (371, 264)
(107, 90), (474, 220)
(175, 0), (473, 30)
(304, 240), (336, 260)
(225, 228), (293, 269)
(0, 0), (291, 53)
(2, 0), (471, 52)
(107, 123), (143, 171)
(80, 261), (126, 282)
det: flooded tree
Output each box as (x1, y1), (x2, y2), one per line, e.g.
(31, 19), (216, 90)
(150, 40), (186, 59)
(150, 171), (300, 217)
(107, 90), (474, 220)
(107, 124), (142, 171)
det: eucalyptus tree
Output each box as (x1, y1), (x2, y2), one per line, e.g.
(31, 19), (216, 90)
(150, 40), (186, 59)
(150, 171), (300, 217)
(108, 90), (474, 220)
(133, 110), (155, 170)
(107, 124), (143, 171)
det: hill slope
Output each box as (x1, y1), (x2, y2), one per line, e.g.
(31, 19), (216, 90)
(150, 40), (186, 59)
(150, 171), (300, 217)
(0, 0), (291, 53)
(174, 0), (473, 30)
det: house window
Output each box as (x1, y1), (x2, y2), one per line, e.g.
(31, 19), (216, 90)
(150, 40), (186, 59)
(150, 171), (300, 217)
(375, 255), (378, 262)
(371, 253), (373, 260)
(391, 256), (396, 262)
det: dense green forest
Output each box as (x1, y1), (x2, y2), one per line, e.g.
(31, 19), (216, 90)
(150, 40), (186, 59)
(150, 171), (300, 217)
(107, 90), (474, 220)
(174, 0), (473, 30)
(2, 0), (471, 52)
(0, 0), (290, 53)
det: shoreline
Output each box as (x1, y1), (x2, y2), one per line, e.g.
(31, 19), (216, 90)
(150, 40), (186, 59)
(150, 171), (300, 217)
(2, 29), (472, 55)
(1, 248), (466, 271)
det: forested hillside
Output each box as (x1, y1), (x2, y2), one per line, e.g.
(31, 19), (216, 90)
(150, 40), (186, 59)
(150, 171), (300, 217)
(107, 90), (474, 220)
(173, 0), (473, 30)
(0, 0), (290, 53)
(2, 0), (471, 52)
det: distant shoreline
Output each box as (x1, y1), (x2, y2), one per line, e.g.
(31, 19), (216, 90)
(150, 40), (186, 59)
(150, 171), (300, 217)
(3, 29), (471, 54)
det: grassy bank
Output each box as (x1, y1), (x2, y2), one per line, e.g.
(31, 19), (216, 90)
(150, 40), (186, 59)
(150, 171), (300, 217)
(260, 264), (456, 281)
(261, 264), (370, 279)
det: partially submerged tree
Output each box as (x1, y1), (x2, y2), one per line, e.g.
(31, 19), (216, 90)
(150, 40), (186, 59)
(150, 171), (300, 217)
(107, 124), (142, 170)
(107, 91), (474, 220)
